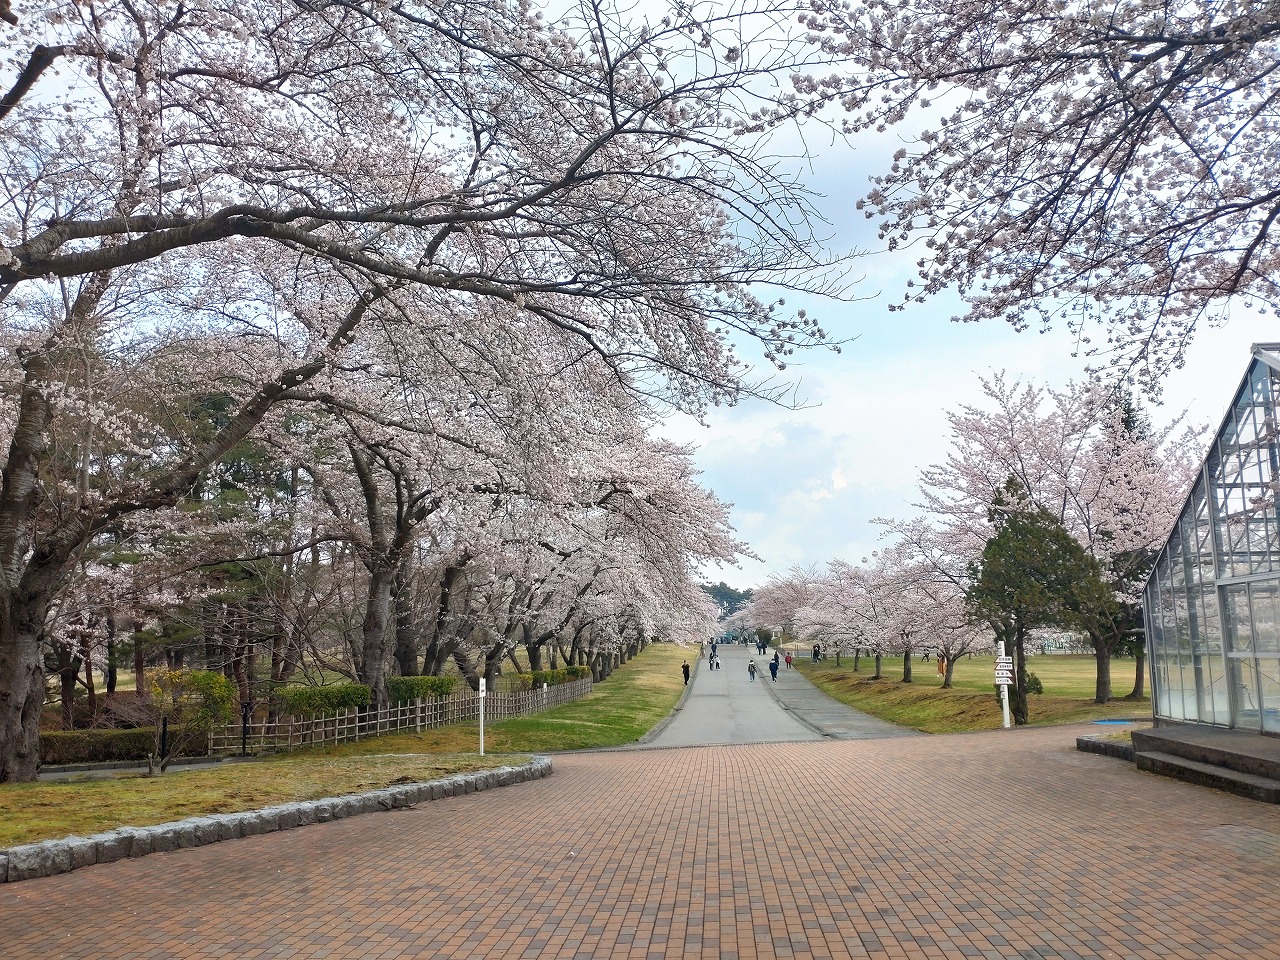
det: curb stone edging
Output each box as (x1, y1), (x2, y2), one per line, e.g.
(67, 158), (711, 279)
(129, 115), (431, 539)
(0, 756), (552, 884)
(1075, 735), (1135, 762)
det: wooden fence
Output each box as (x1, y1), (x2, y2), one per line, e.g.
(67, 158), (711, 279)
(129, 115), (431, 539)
(208, 677), (593, 755)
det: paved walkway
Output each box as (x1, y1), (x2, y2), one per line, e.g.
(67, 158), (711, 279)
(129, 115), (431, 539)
(5, 724), (1280, 959)
(646, 645), (917, 747)
(757, 649), (922, 741)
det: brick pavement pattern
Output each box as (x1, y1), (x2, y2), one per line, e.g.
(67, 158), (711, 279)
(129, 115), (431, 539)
(4, 725), (1280, 959)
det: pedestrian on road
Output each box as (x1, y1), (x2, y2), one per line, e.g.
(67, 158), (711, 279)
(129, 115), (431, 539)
(748, 659), (757, 682)
(769, 658), (779, 682)
(682, 660), (690, 685)
(785, 652), (793, 669)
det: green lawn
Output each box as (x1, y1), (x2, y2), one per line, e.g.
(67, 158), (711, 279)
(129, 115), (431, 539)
(3, 642), (689, 847)
(793, 652), (1150, 734)
(306, 641), (689, 756)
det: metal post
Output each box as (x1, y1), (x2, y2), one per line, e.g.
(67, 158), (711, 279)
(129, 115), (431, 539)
(478, 677), (487, 756)
(998, 641), (1011, 729)
(160, 715), (169, 763)
(240, 701), (251, 757)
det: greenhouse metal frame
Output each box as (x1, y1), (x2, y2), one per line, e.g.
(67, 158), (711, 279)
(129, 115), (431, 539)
(1144, 343), (1280, 734)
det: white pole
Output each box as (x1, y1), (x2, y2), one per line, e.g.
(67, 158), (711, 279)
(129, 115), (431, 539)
(998, 641), (1011, 729)
(478, 677), (486, 755)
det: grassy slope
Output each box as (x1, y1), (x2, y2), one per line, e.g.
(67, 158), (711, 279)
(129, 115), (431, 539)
(794, 652), (1150, 734)
(307, 641), (689, 755)
(3, 642), (689, 847)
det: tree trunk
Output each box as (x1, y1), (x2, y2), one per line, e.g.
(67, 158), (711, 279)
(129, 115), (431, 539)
(483, 643), (504, 689)
(1092, 634), (1113, 704)
(873, 653), (882, 679)
(853, 648), (860, 672)
(393, 601), (419, 677)
(1126, 645), (1147, 700)
(451, 648), (480, 692)
(942, 654), (957, 689)
(56, 642), (78, 729)
(78, 633), (96, 718)
(105, 629), (118, 695)
(0, 589), (54, 781)
(901, 644), (913, 683)
(360, 571), (395, 709)
(133, 635), (146, 697)
(1010, 623), (1029, 725)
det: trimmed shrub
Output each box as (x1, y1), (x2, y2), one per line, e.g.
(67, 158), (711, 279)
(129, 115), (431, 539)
(275, 683), (371, 716)
(41, 727), (203, 765)
(387, 675), (456, 702)
(521, 667), (591, 688)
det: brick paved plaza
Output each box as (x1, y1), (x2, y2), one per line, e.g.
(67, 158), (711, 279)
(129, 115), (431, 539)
(3, 724), (1280, 959)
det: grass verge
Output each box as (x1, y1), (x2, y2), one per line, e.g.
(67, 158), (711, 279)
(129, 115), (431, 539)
(0, 753), (523, 847)
(304, 641), (690, 756)
(794, 652), (1151, 734)
(4, 641), (689, 847)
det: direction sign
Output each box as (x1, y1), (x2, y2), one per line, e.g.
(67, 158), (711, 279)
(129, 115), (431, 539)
(994, 671), (1014, 685)
(995, 656), (1014, 667)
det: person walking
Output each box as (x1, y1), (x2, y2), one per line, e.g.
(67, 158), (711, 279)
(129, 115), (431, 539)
(748, 659), (757, 682)
(785, 651), (793, 669)
(768, 658), (779, 682)
(682, 660), (690, 685)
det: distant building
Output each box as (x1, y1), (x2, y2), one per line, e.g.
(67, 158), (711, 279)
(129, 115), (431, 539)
(1144, 343), (1280, 733)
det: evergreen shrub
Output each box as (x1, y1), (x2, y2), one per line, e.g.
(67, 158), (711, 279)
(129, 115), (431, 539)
(387, 675), (456, 702)
(275, 683), (371, 715)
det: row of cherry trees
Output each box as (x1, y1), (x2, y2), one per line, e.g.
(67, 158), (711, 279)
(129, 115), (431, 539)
(738, 376), (1202, 723)
(52, 306), (736, 713)
(2, 0), (1268, 773)
(0, 0), (848, 781)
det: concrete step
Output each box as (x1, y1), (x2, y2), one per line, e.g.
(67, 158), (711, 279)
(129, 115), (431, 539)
(1132, 727), (1280, 779)
(1135, 750), (1280, 803)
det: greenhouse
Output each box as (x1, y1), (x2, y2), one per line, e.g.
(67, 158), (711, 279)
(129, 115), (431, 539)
(1145, 343), (1280, 734)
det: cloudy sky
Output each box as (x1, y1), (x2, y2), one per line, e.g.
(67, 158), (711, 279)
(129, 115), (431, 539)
(662, 136), (1277, 591)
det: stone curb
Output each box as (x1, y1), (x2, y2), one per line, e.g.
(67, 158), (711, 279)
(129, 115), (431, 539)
(0, 756), (552, 885)
(1075, 734), (1135, 762)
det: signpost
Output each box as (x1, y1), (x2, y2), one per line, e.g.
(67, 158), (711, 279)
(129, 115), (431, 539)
(478, 677), (487, 756)
(995, 645), (1013, 729)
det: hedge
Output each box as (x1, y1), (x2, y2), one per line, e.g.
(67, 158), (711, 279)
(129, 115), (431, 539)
(516, 666), (591, 689)
(275, 683), (371, 716)
(387, 675), (456, 702)
(41, 727), (204, 765)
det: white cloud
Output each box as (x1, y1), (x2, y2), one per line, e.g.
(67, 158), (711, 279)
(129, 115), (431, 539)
(675, 302), (1276, 592)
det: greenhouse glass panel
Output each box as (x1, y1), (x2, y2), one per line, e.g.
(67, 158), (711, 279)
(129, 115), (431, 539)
(1145, 346), (1280, 732)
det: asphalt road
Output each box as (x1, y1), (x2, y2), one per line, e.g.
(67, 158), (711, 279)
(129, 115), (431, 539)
(644, 643), (920, 747)
(645, 643), (823, 747)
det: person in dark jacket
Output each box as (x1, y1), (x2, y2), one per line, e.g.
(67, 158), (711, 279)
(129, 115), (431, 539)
(682, 660), (690, 685)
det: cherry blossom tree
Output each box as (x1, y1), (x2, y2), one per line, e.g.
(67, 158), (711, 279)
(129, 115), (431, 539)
(0, 0), (841, 780)
(801, 0), (1280, 384)
(907, 374), (1201, 702)
(743, 567), (819, 646)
